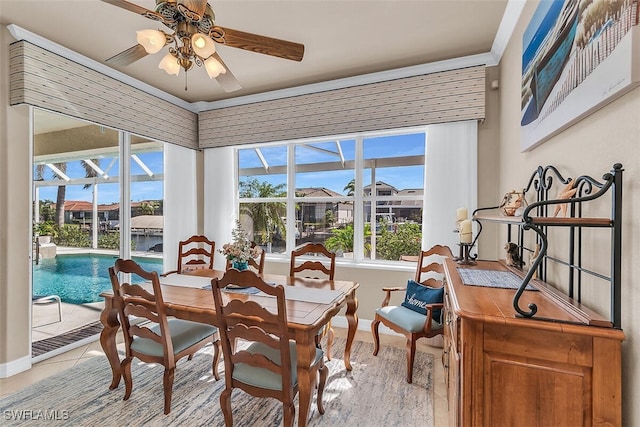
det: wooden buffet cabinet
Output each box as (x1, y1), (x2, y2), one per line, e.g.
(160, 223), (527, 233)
(442, 164), (625, 426)
(443, 260), (624, 426)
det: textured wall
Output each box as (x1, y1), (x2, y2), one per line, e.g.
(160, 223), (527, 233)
(498, 2), (640, 423)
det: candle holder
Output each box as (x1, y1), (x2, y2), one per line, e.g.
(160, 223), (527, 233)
(453, 216), (480, 266)
(455, 242), (477, 265)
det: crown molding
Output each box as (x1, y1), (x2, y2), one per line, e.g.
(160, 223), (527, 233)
(489, 0), (526, 66)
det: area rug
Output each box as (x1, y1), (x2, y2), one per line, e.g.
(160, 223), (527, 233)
(1, 338), (434, 426)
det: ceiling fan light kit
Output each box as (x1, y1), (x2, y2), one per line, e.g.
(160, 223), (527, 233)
(191, 33), (215, 58)
(204, 56), (226, 79)
(136, 29), (167, 54)
(159, 52), (181, 75)
(102, 0), (305, 92)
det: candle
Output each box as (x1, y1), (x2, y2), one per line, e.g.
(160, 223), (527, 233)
(456, 207), (468, 222)
(460, 219), (472, 244)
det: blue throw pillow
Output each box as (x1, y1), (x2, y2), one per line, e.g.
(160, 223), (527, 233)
(401, 280), (444, 323)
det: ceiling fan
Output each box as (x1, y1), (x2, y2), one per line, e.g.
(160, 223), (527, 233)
(101, 0), (305, 92)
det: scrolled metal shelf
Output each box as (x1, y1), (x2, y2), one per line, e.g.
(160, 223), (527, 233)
(473, 163), (623, 326)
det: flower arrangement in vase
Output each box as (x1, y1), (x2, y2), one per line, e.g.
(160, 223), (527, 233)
(220, 220), (260, 270)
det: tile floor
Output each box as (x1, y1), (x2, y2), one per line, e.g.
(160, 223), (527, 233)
(2, 317), (450, 426)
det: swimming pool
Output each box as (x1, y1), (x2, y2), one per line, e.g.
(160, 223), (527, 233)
(33, 254), (163, 304)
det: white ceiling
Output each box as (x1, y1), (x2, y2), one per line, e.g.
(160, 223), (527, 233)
(1, 0), (511, 105)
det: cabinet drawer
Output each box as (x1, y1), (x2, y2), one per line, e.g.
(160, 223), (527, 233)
(484, 323), (592, 367)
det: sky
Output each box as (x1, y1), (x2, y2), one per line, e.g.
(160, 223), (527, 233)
(522, 0), (564, 73)
(36, 132), (426, 204)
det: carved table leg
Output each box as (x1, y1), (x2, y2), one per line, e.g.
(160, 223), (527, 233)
(295, 331), (317, 427)
(100, 298), (122, 390)
(344, 291), (359, 371)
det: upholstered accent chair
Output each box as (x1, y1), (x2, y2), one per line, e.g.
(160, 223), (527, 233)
(108, 258), (221, 414)
(371, 245), (454, 383)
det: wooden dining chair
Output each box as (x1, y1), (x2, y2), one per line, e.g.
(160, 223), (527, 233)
(289, 242), (336, 359)
(211, 269), (328, 427)
(108, 258), (221, 414)
(371, 244), (454, 383)
(163, 235), (215, 275)
(224, 241), (266, 274)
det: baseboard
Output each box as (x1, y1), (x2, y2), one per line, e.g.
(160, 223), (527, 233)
(331, 316), (401, 336)
(331, 315), (443, 347)
(0, 354), (31, 378)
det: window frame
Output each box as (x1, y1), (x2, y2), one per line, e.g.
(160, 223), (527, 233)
(236, 126), (428, 264)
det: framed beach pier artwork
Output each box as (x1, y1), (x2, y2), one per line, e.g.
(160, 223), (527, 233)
(521, 0), (640, 151)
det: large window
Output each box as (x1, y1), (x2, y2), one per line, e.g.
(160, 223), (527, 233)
(237, 129), (426, 262)
(33, 111), (164, 255)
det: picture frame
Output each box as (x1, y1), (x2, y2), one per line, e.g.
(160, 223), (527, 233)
(520, 0), (640, 151)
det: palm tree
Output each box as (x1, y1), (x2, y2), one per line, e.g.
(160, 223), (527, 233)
(343, 178), (356, 196)
(80, 159), (100, 190)
(35, 163), (67, 227)
(324, 222), (372, 255)
(239, 178), (287, 245)
(324, 224), (355, 252)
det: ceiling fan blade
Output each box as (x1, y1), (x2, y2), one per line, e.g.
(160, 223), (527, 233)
(100, 0), (163, 21)
(106, 44), (149, 67)
(217, 27), (304, 62)
(211, 53), (242, 93)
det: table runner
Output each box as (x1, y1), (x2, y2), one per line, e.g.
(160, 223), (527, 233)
(159, 273), (211, 288)
(161, 273), (343, 304)
(457, 268), (537, 291)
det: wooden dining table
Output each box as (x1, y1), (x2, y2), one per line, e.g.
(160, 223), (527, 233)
(99, 268), (359, 427)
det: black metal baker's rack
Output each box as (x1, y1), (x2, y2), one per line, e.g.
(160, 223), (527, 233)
(472, 163), (623, 329)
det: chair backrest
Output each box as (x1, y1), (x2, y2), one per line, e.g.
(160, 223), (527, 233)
(177, 235), (215, 273)
(289, 242), (335, 280)
(211, 269), (294, 400)
(414, 245), (454, 287)
(108, 258), (174, 361)
(225, 241), (266, 274)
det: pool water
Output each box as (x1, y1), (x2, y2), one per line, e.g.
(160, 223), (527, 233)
(33, 254), (163, 304)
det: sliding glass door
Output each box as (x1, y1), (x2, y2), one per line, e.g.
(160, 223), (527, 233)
(31, 109), (164, 357)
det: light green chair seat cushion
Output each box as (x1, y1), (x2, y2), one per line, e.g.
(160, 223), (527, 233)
(375, 305), (442, 333)
(232, 341), (323, 391)
(130, 319), (217, 357)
